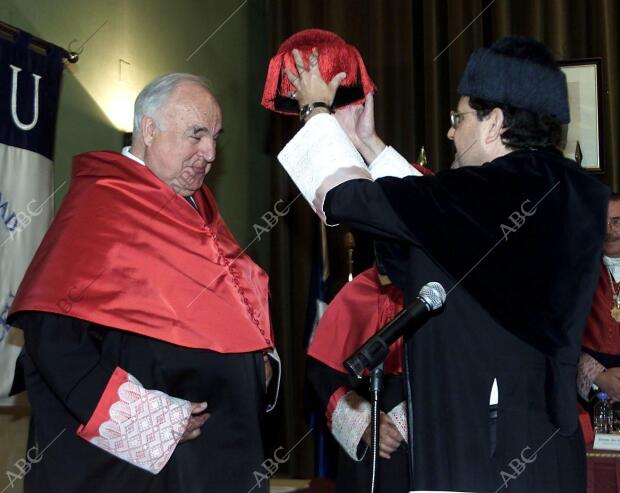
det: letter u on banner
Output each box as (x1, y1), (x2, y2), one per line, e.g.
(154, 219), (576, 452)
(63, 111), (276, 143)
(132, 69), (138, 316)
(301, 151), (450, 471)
(9, 64), (41, 131)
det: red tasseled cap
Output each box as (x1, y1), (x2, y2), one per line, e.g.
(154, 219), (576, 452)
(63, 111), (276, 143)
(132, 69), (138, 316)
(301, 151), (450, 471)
(261, 29), (377, 115)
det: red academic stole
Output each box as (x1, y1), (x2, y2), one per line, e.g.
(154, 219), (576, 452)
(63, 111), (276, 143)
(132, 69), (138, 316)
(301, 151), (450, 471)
(308, 266), (404, 375)
(582, 263), (620, 355)
(10, 151), (273, 353)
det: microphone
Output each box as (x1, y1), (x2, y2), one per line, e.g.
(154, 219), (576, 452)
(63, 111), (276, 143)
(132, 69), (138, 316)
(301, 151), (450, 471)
(344, 282), (446, 378)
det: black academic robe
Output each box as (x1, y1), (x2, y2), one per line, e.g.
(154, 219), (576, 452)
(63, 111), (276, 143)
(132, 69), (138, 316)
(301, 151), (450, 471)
(324, 148), (609, 492)
(11, 311), (271, 493)
(7, 151), (279, 493)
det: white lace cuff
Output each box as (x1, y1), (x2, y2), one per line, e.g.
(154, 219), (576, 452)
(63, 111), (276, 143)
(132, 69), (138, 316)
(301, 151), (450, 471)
(277, 113), (371, 224)
(77, 367), (191, 474)
(329, 390), (371, 461)
(387, 400), (409, 443)
(368, 146), (422, 179)
(577, 352), (606, 400)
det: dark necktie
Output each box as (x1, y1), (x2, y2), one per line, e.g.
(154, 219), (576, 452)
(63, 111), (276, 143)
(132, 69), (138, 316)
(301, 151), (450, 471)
(185, 196), (198, 210)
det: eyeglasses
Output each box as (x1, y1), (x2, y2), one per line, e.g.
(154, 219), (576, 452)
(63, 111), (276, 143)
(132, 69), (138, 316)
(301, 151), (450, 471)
(609, 217), (620, 228)
(450, 110), (476, 129)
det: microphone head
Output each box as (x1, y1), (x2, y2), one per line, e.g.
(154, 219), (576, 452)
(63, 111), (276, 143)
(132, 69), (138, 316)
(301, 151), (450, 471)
(419, 282), (446, 310)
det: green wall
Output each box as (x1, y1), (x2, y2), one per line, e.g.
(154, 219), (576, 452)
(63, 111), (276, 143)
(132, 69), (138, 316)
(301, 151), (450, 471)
(0, 0), (272, 250)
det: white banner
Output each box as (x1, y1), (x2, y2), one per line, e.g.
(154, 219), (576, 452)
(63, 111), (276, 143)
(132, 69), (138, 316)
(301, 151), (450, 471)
(0, 31), (64, 404)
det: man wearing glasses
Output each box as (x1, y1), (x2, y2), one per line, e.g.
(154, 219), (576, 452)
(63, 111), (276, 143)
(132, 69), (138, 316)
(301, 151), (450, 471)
(578, 195), (620, 405)
(275, 36), (609, 492)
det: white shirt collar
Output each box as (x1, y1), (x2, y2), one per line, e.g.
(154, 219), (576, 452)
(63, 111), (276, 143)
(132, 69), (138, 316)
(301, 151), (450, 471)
(603, 256), (620, 283)
(121, 146), (145, 166)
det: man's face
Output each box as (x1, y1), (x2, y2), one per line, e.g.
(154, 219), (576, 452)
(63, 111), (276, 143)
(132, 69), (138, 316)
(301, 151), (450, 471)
(143, 82), (222, 196)
(604, 200), (620, 257)
(447, 96), (489, 169)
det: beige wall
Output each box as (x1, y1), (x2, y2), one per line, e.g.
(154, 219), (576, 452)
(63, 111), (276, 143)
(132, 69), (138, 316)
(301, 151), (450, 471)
(0, 1), (272, 490)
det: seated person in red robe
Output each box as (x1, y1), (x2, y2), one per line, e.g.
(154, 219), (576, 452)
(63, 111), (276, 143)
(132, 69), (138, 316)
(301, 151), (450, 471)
(578, 194), (620, 403)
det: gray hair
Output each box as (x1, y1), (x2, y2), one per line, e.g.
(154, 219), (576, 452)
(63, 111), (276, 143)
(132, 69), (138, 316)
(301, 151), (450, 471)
(132, 73), (210, 135)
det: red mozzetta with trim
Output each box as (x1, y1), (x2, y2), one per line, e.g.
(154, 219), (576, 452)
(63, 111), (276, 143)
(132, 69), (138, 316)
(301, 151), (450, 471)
(10, 151), (273, 352)
(308, 266), (404, 375)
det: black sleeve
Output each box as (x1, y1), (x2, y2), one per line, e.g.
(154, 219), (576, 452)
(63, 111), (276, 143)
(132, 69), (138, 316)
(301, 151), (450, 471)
(307, 357), (406, 414)
(324, 179), (418, 244)
(15, 311), (115, 424)
(306, 356), (355, 412)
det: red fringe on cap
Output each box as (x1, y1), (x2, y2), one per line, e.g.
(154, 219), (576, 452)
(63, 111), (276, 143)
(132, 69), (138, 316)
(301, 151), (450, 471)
(261, 29), (377, 115)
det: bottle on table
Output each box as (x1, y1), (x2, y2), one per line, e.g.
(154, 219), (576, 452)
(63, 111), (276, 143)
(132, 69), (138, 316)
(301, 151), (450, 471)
(594, 392), (613, 434)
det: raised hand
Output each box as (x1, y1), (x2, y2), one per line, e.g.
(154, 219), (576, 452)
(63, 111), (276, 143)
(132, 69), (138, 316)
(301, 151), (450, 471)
(334, 103), (365, 149)
(334, 93), (375, 142)
(284, 48), (346, 114)
(335, 93), (386, 163)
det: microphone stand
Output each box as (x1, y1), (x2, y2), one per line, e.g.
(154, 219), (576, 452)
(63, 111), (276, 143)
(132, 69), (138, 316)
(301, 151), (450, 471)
(369, 362), (384, 493)
(344, 281), (445, 493)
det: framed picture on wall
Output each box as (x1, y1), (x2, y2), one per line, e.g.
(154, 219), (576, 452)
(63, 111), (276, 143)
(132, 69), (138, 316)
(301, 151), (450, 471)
(558, 58), (604, 173)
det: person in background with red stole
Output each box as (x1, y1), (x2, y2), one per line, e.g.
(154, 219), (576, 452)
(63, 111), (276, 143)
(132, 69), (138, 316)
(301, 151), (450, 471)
(8, 73), (279, 493)
(578, 194), (620, 404)
(306, 263), (409, 492)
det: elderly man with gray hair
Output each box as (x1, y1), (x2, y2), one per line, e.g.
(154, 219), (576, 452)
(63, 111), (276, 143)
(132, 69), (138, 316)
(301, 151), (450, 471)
(8, 73), (278, 493)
